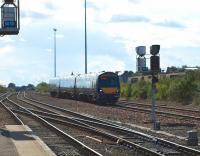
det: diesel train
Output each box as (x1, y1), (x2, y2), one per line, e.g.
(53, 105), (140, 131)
(49, 72), (120, 103)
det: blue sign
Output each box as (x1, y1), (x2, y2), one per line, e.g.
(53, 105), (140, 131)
(4, 21), (16, 28)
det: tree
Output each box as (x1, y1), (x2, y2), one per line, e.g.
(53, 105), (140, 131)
(128, 71), (134, 77)
(27, 84), (35, 90)
(36, 82), (49, 93)
(0, 85), (7, 93)
(8, 83), (16, 91)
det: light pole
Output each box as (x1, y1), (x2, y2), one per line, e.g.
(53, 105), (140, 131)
(53, 28), (57, 77)
(85, 0), (87, 74)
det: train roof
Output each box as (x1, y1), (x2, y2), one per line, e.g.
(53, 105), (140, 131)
(50, 71), (118, 80)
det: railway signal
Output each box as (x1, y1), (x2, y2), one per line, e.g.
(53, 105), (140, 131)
(150, 45), (160, 56)
(150, 45), (160, 73)
(0, 0), (20, 35)
(150, 56), (160, 72)
(136, 46), (148, 72)
(150, 44), (160, 130)
(135, 44), (161, 130)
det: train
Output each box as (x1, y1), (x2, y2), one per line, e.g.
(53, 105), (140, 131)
(49, 72), (120, 104)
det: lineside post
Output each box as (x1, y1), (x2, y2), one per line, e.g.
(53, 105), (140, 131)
(53, 28), (57, 77)
(150, 45), (160, 130)
(151, 74), (160, 130)
(84, 0), (87, 74)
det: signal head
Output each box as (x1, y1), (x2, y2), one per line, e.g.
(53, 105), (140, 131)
(150, 45), (160, 56)
(136, 46), (146, 56)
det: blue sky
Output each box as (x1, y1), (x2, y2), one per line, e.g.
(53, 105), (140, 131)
(0, 0), (200, 86)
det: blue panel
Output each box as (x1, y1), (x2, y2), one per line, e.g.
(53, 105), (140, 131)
(4, 21), (16, 28)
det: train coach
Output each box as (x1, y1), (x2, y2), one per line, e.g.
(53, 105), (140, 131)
(49, 72), (120, 104)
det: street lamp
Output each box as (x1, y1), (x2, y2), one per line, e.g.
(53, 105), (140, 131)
(53, 28), (57, 77)
(85, 0), (87, 74)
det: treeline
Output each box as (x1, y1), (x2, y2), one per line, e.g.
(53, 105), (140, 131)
(0, 82), (49, 93)
(121, 70), (200, 105)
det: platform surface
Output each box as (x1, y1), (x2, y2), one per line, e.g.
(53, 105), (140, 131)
(1, 125), (56, 156)
(0, 128), (19, 156)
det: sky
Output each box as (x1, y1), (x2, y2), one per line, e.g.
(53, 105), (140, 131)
(0, 0), (200, 86)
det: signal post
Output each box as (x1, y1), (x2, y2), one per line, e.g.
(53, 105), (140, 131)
(150, 45), (160, 130)
(136, 45), (161, 130)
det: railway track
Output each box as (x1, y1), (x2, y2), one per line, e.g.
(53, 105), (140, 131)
(13, 91), (200, 156)
(31, 91), (200, 121)
(17, 92), (163, 156)
(116, 100), (200, 121)
(118, 100), (200, 115)
(1, 93), (103, 156)
(0, 93), (23, 126)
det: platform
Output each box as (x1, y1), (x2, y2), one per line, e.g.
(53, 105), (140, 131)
(0, 125), (56, 156)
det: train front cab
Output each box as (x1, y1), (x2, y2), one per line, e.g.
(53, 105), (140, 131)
(97, 72), (120, 104)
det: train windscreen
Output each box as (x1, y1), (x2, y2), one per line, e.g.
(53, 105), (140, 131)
(99, 75), (119, 87)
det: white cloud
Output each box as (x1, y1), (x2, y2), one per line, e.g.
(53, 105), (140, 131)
(18, 37), (26, 42)
(88, 0), (200, 51)
(0, 79), (11, 86)
(88, 55), (126, 72)
(45, 49), (52, 52)
(0, 46), (22, 76)
(56, 34), (64, 39)
(19, 0), (200, 51)
(19, 0), (200, 45)
(0, 36), (15, 43)
(47, 34), (64, 40)
(0, 45), (14, 56)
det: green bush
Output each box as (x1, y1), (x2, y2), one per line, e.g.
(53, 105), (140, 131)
(0, 85), (7, 93)
(131, 80), (151, 99)
(193, 93), (200, 105)
(168, 72), (197, 103)
(156, 78), (170, 100)
(120, 83), (128, 97)
(121, 81), (151, 100)
(120, 83), (133, 98)
(36, 82), (49, 93)
(120, 70), (200, 104)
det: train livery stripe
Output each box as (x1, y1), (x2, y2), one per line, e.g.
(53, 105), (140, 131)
(102, 88), (117, 94)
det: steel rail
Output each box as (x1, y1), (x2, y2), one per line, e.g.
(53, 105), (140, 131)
(11, 108), (165, 156)
(15, 94), (166, 155)
(114, 104), (200, 120)
(18, 96), (156, 140)
(6, 97), (103, 156)
(26, 92), (200, 123)
(22, 93), (117, 127)
(0, 93), (24, 125)
(118, 100), (200, 114)
(0, 92), (11, 101)
(24, 92), (200, 156)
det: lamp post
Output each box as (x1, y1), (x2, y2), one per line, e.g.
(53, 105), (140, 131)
(53, 28), (57, 77)
(85, 0), (87, 74)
